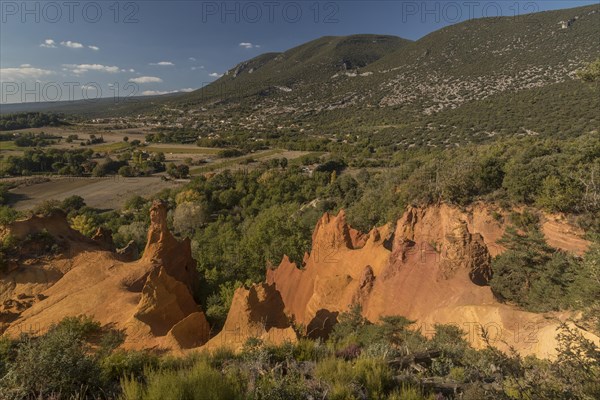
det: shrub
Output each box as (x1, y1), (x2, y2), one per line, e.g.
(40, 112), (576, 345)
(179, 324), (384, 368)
(0, 205), (20, 225)
(293, 338), (329, 362)
(1, 316), (103, 399)
(120, 359), (244, 400)
(253, 372), (316, 400)
(100, 350), (159, 388)
(315, 356), (393, 400)
(490, 225), (579, 312)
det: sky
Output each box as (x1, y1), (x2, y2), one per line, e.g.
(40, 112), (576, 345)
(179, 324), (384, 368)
(0, 0), (597, 103)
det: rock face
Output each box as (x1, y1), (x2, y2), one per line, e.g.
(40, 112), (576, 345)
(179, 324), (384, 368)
(142, 202), (199, 294)
(267, 204), (597, 358)
(204, 283), (297, 351)
(1, 201), (210, 352)
(267, 210), (392, 333)
(2, 200), (596, 358)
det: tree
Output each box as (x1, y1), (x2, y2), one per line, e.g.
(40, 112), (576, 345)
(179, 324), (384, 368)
(173, 202), (208, 236)
(4, 317), (102, 398)
(240, 203), (311, 281)
(61, 195), (86, 212)
(490, 224), (578, 312)
(118, 165), (135, 177)
(167, 163), (189, 179)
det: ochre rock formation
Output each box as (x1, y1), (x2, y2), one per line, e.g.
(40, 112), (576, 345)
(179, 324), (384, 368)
(204, 283), (297, 351)
(1, 200), (596, 358)
(1, 201), (209, 352)
(267, 210), (391, 335)
(267, 204), (597, 358)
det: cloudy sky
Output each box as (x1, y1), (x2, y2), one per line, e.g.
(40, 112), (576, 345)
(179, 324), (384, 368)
(0, 0), (595, 103)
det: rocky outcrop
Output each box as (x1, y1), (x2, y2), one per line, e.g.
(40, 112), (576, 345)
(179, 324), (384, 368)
(1, 201), (210, 352)
(2, 201), (595, 358)
(541, 214), (591, 255)
(142, 202), (199, 294)
(92, 227), (115, 251)
(204, 283), (297, 351)
(117, 240), (139, 261)
(267, 204), (598, 358)
(267, 210), (392, 330)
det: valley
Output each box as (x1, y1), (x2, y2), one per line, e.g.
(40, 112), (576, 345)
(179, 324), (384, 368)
(0, 3), (599, 400)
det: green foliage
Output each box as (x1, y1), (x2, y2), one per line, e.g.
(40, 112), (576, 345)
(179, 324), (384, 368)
(166, 163), (189, 179)
(0, 205), (20, 224)
(571, 243), (600, 331)
(315, 357), (393, 400)
(1, 315), (598, 400)
(71, 214), (99, 237)
(577, 58), (600, 82)
(217, 148), (244, 158)
(120, 359), (244, 400)
(1, 148), (95, 176)
(490, 220), (581, 312)
(61, 195), (86, 213)
(0, 112), (65, 131)
(0, 316), (103, 399)
(13, 132), (59, 147)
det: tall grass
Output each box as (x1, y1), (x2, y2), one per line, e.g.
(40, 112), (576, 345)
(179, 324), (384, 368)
(120, 359), (243, 400)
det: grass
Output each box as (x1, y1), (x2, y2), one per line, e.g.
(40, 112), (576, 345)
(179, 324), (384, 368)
(120, 358), (243, 400)
(145, 146), (220, 155)
(91, 142), (131, 152)
(0, 141), (18, 151)
(190, 149), (283, 175)
(289, 151), (325, 166)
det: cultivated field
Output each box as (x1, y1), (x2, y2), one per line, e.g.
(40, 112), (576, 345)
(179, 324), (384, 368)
(1, 125), (319, 211)
(5, 176), (181, 211)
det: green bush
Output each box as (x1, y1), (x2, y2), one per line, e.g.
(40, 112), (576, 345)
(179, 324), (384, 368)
(490, 224), (580, 312)
(1, 316), (103, 399)
(315, 356), (393, 400)
(120, 359), (244, 400)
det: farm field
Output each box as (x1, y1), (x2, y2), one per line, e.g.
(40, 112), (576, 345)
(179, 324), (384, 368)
(1, 124), (320, 210)
(5, 176), (181, 211)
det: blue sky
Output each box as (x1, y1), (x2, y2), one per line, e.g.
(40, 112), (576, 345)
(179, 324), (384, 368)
(0, 0), (596, 103)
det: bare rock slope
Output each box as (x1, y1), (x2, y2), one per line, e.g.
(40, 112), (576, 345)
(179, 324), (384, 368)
(267, 204), (597, 358)
(1, 201), (596, 358)
(0, 201), (209, 352)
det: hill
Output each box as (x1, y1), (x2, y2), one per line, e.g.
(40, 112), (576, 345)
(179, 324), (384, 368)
(2, 4), (599, 148)
(165, 4), (599, 147)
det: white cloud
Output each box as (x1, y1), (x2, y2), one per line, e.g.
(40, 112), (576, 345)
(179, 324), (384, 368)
(239, 42), (258, 49)
(129, 76), (163, 84)
(61, 40), (84, 49)
(40, 39), (56, 48)
(81, 85), (98, 91)
(188, 57), (196, 62)
(191, 66), (205, 71)
(41, 39), (99, 50)
(141, 90), (172, 96)
(209, 72), (223, 78)
(63, 64), (121, 74)
(141, 87), (195, 96)
(0, 66), (54, 82)
(149, 61), (174, 66)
